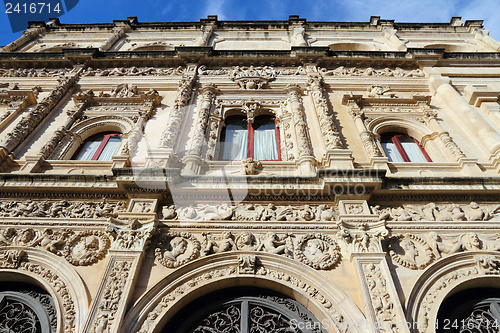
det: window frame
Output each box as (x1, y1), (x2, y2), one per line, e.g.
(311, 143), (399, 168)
(220, 115), (281, 161)
(381, 133), (432, 163)
(72, 132), (122, 161)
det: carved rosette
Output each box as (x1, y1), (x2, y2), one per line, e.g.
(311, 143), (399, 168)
(388, 233), (435, 270)
(294, 233), (341, 270)
(160, 73), (196, 148)
(155, 232), (201, 268)
(63, 230), (111, 266)
(307, 76), (342, 150)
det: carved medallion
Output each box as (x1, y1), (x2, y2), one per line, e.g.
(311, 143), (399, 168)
(388, 233), (435, 270)
(155, 232), (201, 268)
(294, 233), (341, 270)
(63, 231), (111, 266)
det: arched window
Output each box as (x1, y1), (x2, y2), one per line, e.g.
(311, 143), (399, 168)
(220, 115), (280, 161)
(0, 282), (57, 333)
(162, 287), (325, 333)
(380, 132), (431, 162)
(72, 132), (121, 161)
(437, 288), (500, 333)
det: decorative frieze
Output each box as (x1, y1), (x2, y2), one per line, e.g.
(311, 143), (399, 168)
(373, 202), (500, 221)
(0, 199), (126, 218)
(0, 227), (110, 266)
(81, 66), (186, 77)
(318, 66), (424, 77)
(154, 231), (341, 270)
(161, 203), (337, 222)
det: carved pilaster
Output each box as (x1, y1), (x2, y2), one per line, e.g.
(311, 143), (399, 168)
(286, 84), (316, 175)
(344, 96), (383, 159)
(205, 100), (222, 161)
(0, 27), (45, 52)
(307, 75), (342, 150)
(0, 74), (79, 159)
(183, 84), (217, 175)
(83, 215), (157, 333)
(337, 200), (408, 333)
(128, 90), (162, 156)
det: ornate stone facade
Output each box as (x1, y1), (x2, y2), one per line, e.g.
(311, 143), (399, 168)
(0, 15), (500, 333)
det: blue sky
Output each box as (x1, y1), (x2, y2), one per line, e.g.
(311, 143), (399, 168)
(1, 0), (500, 47)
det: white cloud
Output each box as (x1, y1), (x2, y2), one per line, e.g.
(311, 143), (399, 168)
(203, 0), (228, 20)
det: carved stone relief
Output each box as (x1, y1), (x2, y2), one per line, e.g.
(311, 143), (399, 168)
(0, 68), (76, 77)
(159, 73), (196, 149)
(81, 66), (186, 77)
(0, 199), (126, 218)
(362, 263), (398, 330)
(307, 76), (342, 150)
(372, 202), (500, 221)
(155, 232), (201, 268)
(108, 217), (158, 251)
(388, 233), (434, 270)
(92, 260), (132, 333)
(318, 66), (424, 77)
(0, 227), (110, 266)
(155, 231), (340, 270)
(161, 203), (338, 222)
(198, 65), (306, 76)
(229, 66), (276, 89)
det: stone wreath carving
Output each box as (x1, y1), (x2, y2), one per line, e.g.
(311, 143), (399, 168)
(154, 231), (341, 270)
(155, 232), (201, 268)
(62, 230), (111, 266)
(294, 233), (341, 270)
(388, 233), (434, 270)
(0, 227), (111, 266)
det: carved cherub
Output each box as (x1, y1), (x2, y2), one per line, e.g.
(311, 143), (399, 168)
(258, 233), (288, 255)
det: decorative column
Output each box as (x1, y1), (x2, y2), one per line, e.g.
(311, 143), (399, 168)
(286, 84), (316, 175)
(0, 73), (79, 170)
(82, 199), (158, 333)
(99, 25), (129, 52)
(183, 83), (217, 175)
(0, 26), (45, 52)
(337, 200), (410, 333)
(150, 65), (197, 168)
(307, 73), (354, 168)
(425, 67), (500, 158)
(342, 95), (387, 169)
